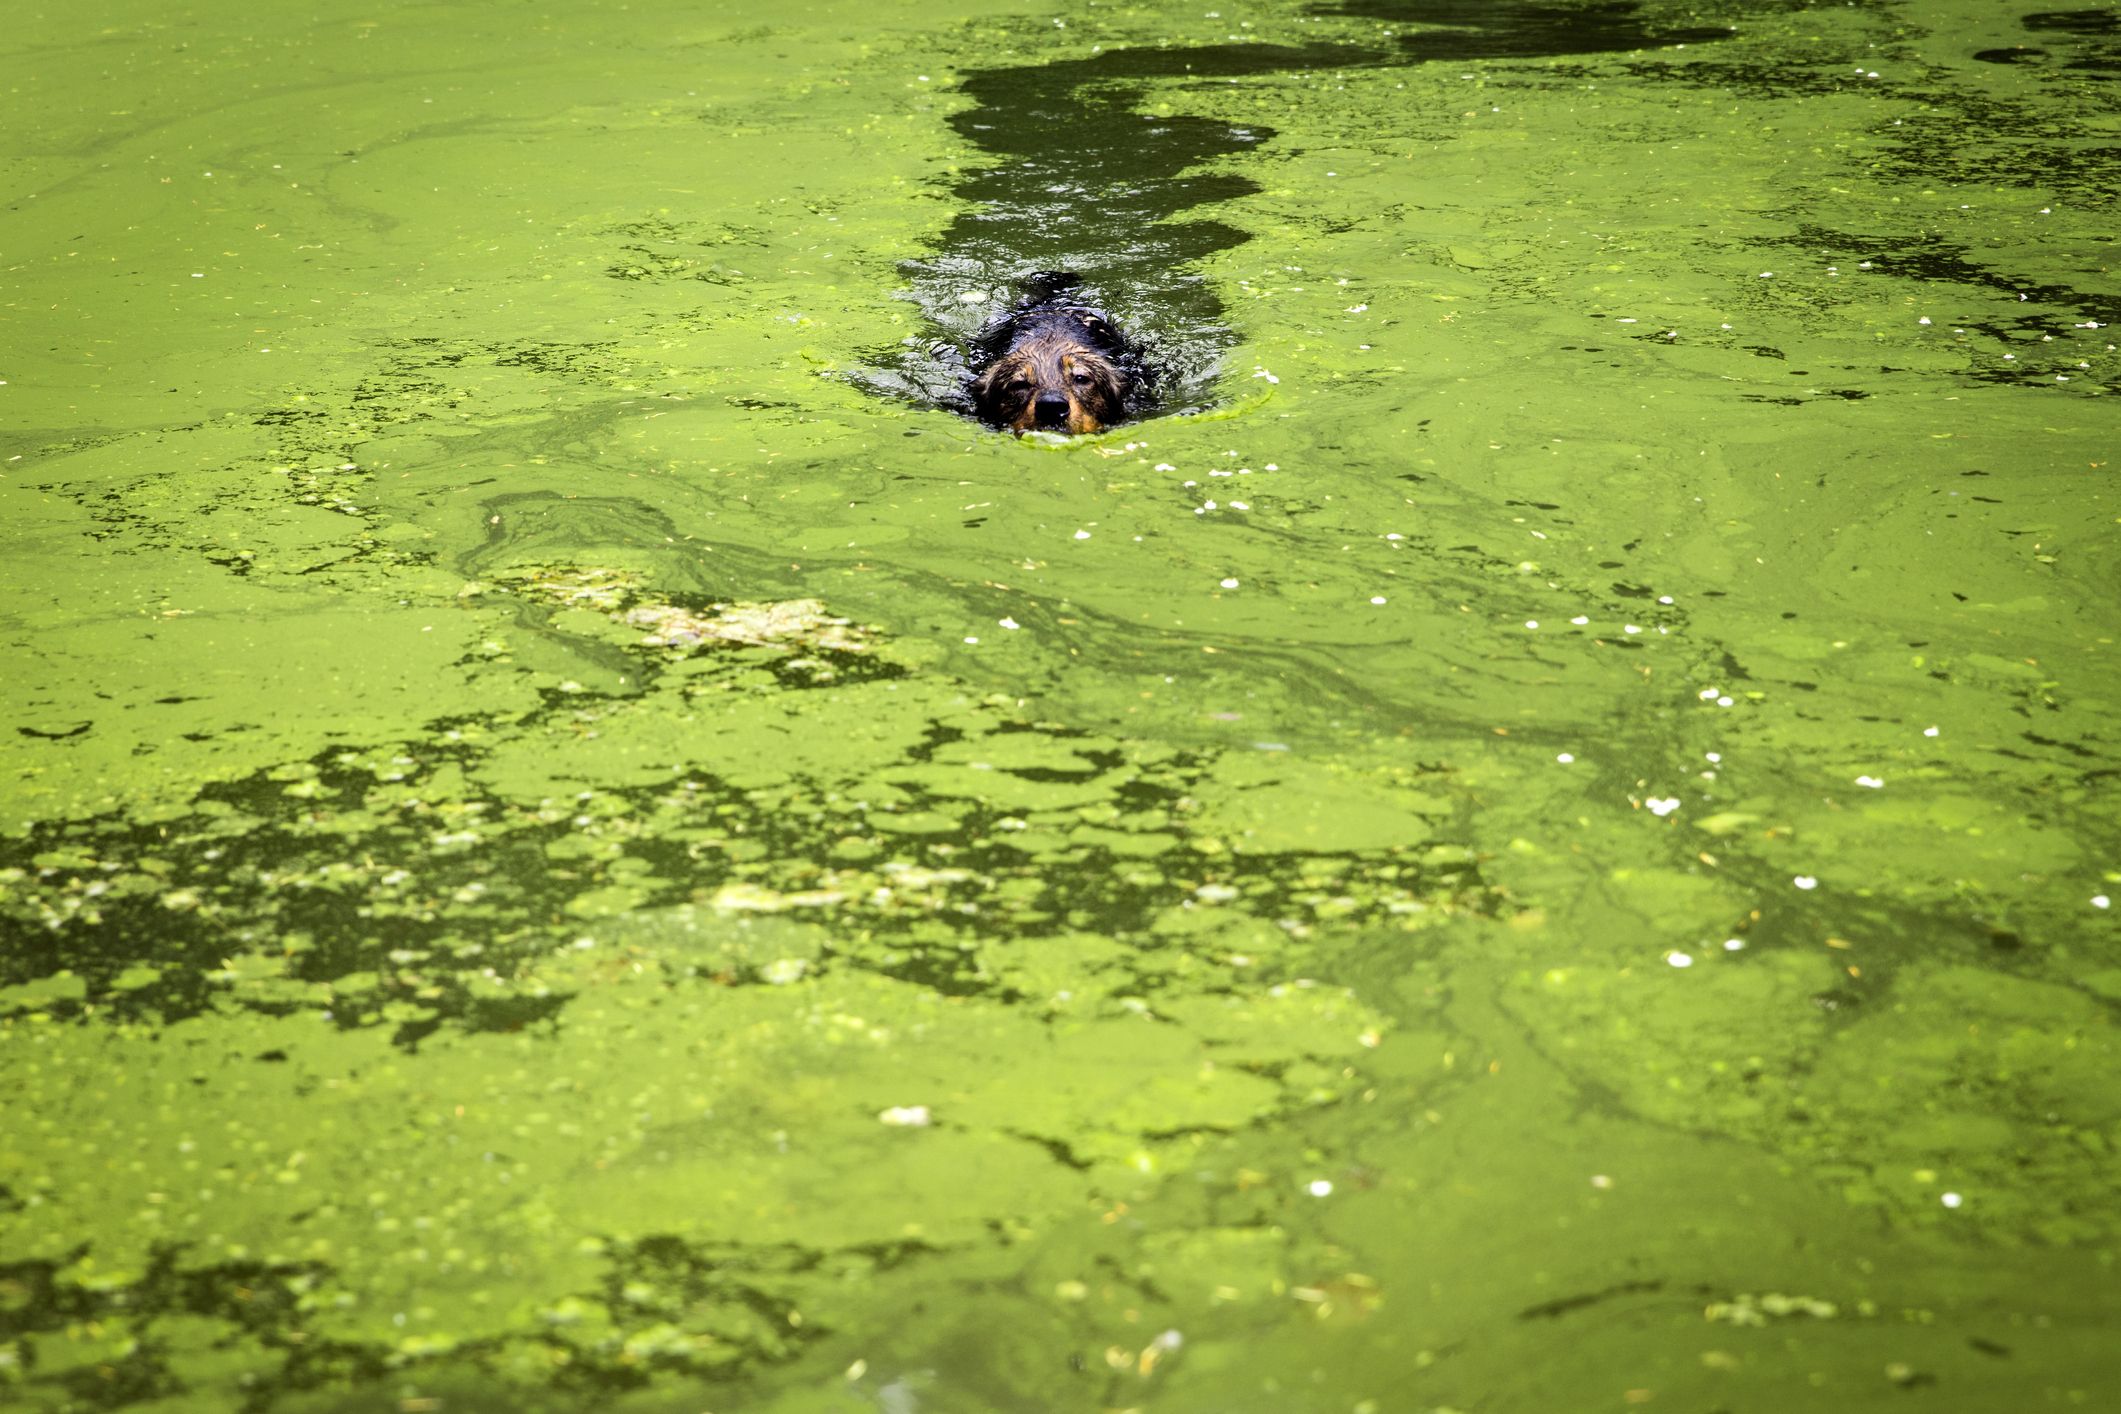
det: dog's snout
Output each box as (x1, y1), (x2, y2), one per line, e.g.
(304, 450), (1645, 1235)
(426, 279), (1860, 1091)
(1033, 393), (1071, 427)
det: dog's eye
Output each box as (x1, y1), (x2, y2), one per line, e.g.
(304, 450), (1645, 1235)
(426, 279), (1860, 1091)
(1070, 372), (1094, 388)
(1005, 379), (1032, 395)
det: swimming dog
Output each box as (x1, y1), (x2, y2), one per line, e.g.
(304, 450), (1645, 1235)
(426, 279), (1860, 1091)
(966, 274), (1148, 435)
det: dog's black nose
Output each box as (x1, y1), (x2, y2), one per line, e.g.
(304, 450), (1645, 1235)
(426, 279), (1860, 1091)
(1034, 393), (1071, 427)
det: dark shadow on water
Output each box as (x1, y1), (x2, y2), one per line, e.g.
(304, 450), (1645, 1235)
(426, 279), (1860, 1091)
(858, 1), (1731, 425)
(1323, 0), (1734, 60)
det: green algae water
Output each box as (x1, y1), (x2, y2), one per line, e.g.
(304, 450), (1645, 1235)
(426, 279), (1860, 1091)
(4, 0), (2118, 1408)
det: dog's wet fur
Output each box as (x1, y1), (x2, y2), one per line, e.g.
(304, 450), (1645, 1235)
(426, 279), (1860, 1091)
(963, 273), (1150, 435)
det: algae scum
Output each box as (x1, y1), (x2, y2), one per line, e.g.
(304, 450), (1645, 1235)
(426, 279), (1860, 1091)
(3, 0), (2118, 1409)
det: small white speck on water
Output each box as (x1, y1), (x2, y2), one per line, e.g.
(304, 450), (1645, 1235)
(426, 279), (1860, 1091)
(1723, 938), (1745, 951)
(1940, 1192), (1963, 1209)
(1220, 578), (1239, 589)
(1666, 951), (1694, 968)
(963, 636), (979, 645)
(1571, 615), (1589, 625)
(1525, 620), (1539, 630)
(1307, 1179), (1334, 1197)
(1556, 753), (1575, 764)
(1793, 875), (1819, 891)
(998, 617), (1020, 630)
(1705, 752), (1721, 763)
(1855, 775), (1883, 788)
(1923, 726), (1940, 737)
(2091, 895), (2111, 910)
(1645, 798), (1680, 817)
(1073, 530), (1091, 540)
(1369, 596), (1387, 606)
(1623, 624), (1642, 635)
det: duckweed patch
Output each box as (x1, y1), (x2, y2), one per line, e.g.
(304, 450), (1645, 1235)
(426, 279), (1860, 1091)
(3, 587), (1492, 1047)
(5, 0), (2118, 1409)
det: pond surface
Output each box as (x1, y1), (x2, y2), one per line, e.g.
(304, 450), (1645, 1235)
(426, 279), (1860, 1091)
(3, 1), (2117, 1409)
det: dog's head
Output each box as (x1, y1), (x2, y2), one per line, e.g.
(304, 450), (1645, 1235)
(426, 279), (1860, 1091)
(969, 308), (1137, 435)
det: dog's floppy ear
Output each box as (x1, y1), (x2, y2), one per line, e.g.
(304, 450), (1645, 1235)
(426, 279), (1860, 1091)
(1062, 352), (1127, 424)
(969, 352), (1033, 422)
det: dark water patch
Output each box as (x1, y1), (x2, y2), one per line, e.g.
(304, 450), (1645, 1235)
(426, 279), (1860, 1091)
(1622, 18), (2118, 197)
(1616, 56), (1893, 100)
(2023, 8), (2121, 76)
(0, 1235), (894, 1409)
(1972, 46), (2050, 66)
(1317, 0), (1734, 61)
(1777, 223), (2116, 391)
(865, 2), (1731, 424)
(2028, 8), (2121, 32)
(0, 1247), (347, 1410)
(0, 729), (1492, 1036)
(2, 575), (1497, 1040)
(1872, 103), (2121, 200)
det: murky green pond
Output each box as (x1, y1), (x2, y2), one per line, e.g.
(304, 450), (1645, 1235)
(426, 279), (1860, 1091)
(4, 0), (2117, 1409)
